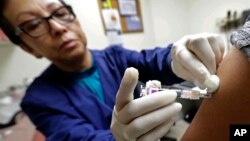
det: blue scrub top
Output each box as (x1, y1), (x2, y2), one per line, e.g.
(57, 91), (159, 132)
(77, 63), (105, 103)
(21, 45), (183, 141)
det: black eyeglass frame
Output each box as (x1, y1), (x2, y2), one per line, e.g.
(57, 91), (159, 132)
(15, 5), (76, 38)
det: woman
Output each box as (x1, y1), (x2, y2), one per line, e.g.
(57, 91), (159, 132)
(0, 0), (227, 140)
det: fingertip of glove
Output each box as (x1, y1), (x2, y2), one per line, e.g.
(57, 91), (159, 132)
(204, 75), (220, 93)
(123, 67), (139, 82)
(173, 102), (182, 112)
(125, 67), (138, 76)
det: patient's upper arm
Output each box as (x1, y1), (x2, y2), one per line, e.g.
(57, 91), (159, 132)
(181, 47), (250, 141)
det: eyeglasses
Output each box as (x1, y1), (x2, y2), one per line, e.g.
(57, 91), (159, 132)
(15, 5), (75, 38)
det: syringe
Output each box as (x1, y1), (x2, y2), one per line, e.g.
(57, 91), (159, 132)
(140, 80), (212, 100)
(172, 88), (211, 100)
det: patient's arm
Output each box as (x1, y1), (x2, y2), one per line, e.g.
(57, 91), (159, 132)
(181, 47), (250, 141)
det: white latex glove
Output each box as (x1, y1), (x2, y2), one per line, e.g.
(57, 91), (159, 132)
(110, 67), (182, 141)
(171, 33), (227, 91)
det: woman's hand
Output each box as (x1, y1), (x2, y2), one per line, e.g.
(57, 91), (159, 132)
(110, 68), (182, 141)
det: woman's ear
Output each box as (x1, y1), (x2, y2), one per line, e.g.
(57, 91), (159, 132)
(20, 44), (43, 58)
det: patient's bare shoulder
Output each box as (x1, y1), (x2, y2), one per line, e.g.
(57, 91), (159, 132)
(181, 47), (250, 141)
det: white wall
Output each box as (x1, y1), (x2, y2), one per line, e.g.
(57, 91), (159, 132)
(149, 0), (250, 45)
(188, 0), (250, 34)
(149, 0), (190, 46)
(1, 0), (250, 91)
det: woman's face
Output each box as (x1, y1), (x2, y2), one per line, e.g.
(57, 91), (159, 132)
(4, 0), (88, 69)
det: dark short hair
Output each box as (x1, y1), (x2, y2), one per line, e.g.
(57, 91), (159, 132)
(0, 0), (67, 45)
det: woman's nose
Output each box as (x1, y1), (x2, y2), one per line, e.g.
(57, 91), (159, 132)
(48, 19), (68, 36)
